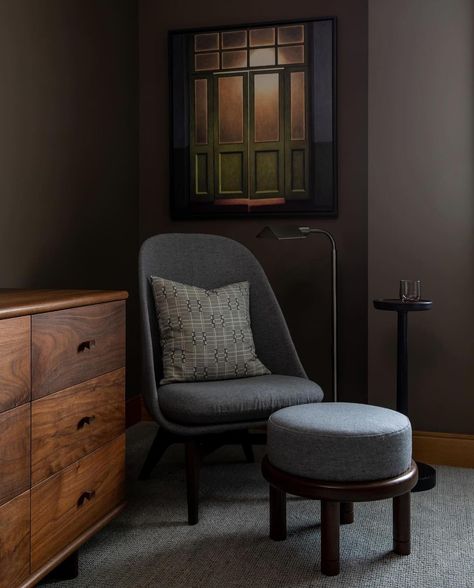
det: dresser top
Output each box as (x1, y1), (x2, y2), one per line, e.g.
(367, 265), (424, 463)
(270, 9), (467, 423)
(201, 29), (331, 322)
(0, 289), (128, 319)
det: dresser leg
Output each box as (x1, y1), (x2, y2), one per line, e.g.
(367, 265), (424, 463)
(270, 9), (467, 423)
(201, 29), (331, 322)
(41, 550), (79, 583)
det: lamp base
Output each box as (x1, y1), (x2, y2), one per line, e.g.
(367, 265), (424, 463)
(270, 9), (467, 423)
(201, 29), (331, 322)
(412, 462), (436, 493)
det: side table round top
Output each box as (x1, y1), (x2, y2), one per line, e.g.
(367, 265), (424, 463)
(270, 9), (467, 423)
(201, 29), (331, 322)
(373, 299), (433, 312)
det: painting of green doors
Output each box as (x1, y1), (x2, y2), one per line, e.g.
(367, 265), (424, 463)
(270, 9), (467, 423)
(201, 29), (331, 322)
(170, 18), (336, 217)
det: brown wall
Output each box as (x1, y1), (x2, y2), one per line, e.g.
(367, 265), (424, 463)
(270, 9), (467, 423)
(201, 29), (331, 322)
(0, 0), (139, 394)
(368, 0), (474, 433)
(140, 0), (368, 401)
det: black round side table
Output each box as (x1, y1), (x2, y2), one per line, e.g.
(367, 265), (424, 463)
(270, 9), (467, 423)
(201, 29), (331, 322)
(373, 298), (436, 493)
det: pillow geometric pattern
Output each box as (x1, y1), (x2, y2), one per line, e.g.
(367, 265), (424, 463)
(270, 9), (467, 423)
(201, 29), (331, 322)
(150, 277), (271, 385)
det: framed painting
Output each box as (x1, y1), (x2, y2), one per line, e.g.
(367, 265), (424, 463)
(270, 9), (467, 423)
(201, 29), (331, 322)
(169, 17), (336, 218)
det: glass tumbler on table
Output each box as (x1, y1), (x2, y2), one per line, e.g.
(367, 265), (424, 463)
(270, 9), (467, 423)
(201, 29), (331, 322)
(399, 280), (421, 302)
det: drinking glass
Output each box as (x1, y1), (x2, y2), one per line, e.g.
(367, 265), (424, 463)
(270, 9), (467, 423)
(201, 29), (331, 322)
(399, 280), (421, 302)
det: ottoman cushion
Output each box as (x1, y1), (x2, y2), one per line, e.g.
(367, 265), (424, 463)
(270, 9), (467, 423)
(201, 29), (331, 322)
(268, 403), (412, 482)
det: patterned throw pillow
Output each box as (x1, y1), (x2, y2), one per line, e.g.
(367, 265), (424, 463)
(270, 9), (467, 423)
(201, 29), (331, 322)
(150, 277), (270, 385)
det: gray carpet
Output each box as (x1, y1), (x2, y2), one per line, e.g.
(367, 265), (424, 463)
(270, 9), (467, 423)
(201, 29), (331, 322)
(49, 423), (474, 588)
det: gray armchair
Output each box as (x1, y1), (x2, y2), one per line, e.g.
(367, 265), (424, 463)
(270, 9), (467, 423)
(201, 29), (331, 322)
(139, 233), (323, 523)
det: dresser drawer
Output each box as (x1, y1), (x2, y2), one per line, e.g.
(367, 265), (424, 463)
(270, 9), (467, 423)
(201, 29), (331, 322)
(31, 434), (125, 571)
(0, 491), (30, 588)
(0, 316), (30, 413)
(32, 301), (125, 399)
(32, 368), (125, 484)
(0, 404), (30, 506)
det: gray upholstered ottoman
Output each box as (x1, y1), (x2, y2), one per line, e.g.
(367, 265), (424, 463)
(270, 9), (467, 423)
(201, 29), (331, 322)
(261, 403), (418, 576)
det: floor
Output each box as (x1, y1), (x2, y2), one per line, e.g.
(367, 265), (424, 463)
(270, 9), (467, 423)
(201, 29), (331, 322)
(48, 422), (474, 588)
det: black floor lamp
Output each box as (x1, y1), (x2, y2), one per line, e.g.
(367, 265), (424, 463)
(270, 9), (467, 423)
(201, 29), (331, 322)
(257, 226), (338, 402)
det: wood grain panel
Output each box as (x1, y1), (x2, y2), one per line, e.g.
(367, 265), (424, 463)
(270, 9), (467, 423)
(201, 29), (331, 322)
(0, 491), (30, 588)
(32, 301), (125, 399)
(0, 316), (30, 413)
(31, 434), (125, 571)
(0, 289), (128, 320)
(32, 369), (125, 484)
(0, 404), (30, 506)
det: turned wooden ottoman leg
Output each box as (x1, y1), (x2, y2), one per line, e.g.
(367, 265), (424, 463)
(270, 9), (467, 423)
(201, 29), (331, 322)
(321, 501), (340, 576)
(269, 485), (287, 541)
(340, 502), (354, 525)
(393, 492), (411, 555)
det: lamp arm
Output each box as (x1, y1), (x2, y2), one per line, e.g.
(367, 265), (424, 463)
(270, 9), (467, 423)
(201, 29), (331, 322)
(299, 226), (338, 402)
(299, 227), (337, 251)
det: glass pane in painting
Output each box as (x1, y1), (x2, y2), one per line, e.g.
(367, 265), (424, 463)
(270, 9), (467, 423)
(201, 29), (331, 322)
(221, 30), (247, 50)
(278, 25), (304, 45)
(290, 72), (305, 140)
(278, 45), (304, 65)
(254, 73), (279, 143)
(249, 48), (276, 67)
(249, 28), (275, 47)
(194, 33), (219, 52)
(194, 79), (208, 145)
(195, 52), (220, 72)
(218, 76), (244, 144)
(222, 50), (248, 70)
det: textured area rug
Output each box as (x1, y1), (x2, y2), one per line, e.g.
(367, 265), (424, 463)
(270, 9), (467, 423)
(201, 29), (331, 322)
(48, 423), (474, 588)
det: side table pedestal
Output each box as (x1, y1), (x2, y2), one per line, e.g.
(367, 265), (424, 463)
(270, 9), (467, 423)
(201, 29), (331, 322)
(373, 298), (436, 493)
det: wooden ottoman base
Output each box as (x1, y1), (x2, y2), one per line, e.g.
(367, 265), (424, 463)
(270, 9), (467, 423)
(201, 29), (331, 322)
(262, 457), (418, 576)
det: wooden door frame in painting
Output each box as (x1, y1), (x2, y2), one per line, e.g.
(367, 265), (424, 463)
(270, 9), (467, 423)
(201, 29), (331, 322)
(168, 17), (337, 218)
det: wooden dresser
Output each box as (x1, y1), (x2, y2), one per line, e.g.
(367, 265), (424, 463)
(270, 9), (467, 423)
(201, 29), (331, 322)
(0, 290), (128, 588)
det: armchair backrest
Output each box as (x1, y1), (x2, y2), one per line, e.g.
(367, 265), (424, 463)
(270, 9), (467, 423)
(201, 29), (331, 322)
(139, 233), (306, 401)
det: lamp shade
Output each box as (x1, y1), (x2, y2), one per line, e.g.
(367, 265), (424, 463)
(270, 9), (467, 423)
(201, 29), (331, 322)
(257, 226), (307, 240)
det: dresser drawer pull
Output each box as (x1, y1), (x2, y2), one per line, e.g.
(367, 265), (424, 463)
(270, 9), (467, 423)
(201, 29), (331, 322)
(77, 415), (96, 429)
(77, 490), (96, 508)
(77, 339), (96, 353)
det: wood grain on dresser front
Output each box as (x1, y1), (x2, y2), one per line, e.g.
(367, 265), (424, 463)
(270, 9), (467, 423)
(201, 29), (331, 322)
(0, 404), (30, 506)
(0, 491), (30, 588)
(0, 316), (30, 413)
(32, 368), (125, 484)
(31, 434), (125, 571)
(32, 301), (125, 399)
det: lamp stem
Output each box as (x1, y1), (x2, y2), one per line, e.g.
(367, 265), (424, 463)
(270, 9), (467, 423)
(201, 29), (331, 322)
(300, 227), (338, 402)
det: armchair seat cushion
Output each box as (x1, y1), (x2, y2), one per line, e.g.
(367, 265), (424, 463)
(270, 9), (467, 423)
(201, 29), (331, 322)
(159, 375), (323, 425)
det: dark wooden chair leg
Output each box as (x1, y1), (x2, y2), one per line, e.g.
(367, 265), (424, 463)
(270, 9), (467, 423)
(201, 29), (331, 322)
(340, 502), (354, 525)
(185, 440), (201, 525)
(321, 501), (340, 576)
(241, 430), (255, 463)
(139, 427), (173, 480)
(393, 492), (411, 555)
(269, 485), (287, 541)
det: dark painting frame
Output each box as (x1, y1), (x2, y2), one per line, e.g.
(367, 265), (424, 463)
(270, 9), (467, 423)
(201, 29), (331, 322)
(169, 17), (337, 218)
